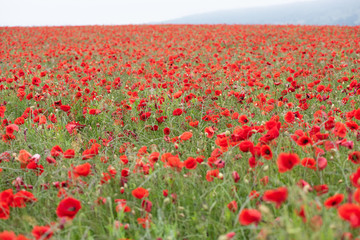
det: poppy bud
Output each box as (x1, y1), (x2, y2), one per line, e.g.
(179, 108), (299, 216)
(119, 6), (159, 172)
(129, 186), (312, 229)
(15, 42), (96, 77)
(232, 171), (240, 183)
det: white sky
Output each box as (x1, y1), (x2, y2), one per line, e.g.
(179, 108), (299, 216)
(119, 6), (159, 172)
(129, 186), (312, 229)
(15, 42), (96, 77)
(0, 0), (314, 26)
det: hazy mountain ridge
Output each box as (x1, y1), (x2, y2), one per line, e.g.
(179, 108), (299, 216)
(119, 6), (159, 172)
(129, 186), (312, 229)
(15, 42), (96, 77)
(159, 0), (360, 25)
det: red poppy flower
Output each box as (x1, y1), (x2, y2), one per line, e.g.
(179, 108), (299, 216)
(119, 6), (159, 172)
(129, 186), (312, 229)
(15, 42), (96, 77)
(50, 145), (63, 157)
(180, 131), (193, 141)
(346, 121), (359, 131)
(73, 163), (91, 177)
(31, 77), (41, 87)
(239, 208), (261, 226)
(354, 109), (360, 120)
(48, 114), (57, 123)
(215, 136), (229, 149)
(220, 109), (230, 117)
(65, 121), (86, 134)
(139, 112), (151, 121)
(148, 152), (160, 164)
(132, 187), (149, 199)
(0, 202), (10, 219)
(121, 168), (130, 177)
(32, 226), (53, 240)
(259, 127), (279, 143)
(173, 91), (182, 98)
(14, 117), (25, 125)
(206, 169), (220, 182)
(239, 140), (254, 153)
(88, 109), (101, 115)
(141, 199), (153, 212)
(61, 149), (75, 159)
(354, 188), (360, 204)
(184, 157), (197, 169)
(82, 144), (100, 160)
(324, 117), (335, 130)
(17, 150), (32, 165)
(0, 231), (17, 240)
(263, 187), (288, 208)
(119, 155), (129, 165)
(339, 140), (353, 150)
(277, 153), (300, 173)
(227, 201), (238, 213)
(297, 135), (312, 146)
(0, 106), (5, 118)
(26, 161), (44, 176)
(248, 156), (259, 168)
(56, 197), (81, 219)
(137, 216), (152, 228)
(350, 167), (360, 188)
(333, 122), (347, 138)
(166, 156), (183, 171)
(314, 184), (329, 196)
(163, 127), (170, 135)
(338, 203), (360, 228)
(324, 194), (344, 208)
(38, 115), (47, 125)
(349, 152), (360, 164)
(157, 116), (167, 124)
(5, 124), (19, 135)
(172, 108), (183, 116)
(205, 126), (216, 138)
(260, 145), (273, 160)
(238, 115), (249, 124)
(301, 158), (317, 170)
(60, 105), (71, 112)
(116, 201), (131, 213)
(11, 190), (37, 208)
(0, 189), (13, 206)
(284, 111), (295, 123)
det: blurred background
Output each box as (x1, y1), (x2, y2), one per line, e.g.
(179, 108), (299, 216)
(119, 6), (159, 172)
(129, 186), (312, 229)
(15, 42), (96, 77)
(0, 0), (359, 26)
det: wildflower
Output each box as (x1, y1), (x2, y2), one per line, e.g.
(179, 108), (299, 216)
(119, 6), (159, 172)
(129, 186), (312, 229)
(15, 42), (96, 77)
(277, 153), (300, 173)
(263, 187), (288, 208)
(324, 194), (344, 208)
(338, 204), (360, 228)
(132, 187), (149, 199)
(56, 197), (81, 219)
(239, 209), (262, 226)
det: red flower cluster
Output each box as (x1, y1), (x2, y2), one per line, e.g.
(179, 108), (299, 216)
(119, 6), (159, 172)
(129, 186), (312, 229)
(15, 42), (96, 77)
(0, 189), (37, 219)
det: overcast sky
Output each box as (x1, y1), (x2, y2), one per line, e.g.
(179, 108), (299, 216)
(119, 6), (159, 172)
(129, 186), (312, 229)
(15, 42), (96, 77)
(0, 0), (314, 26)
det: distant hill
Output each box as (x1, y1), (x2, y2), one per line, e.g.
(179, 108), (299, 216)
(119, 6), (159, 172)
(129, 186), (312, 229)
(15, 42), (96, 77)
(159, 0), (360, 26)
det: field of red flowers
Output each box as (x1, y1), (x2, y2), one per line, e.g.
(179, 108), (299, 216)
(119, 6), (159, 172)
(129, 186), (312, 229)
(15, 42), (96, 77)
(0, 25), (360, 239)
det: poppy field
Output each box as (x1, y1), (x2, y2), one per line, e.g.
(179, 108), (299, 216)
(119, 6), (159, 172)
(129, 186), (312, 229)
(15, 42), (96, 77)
(0, 25), (360, 239)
